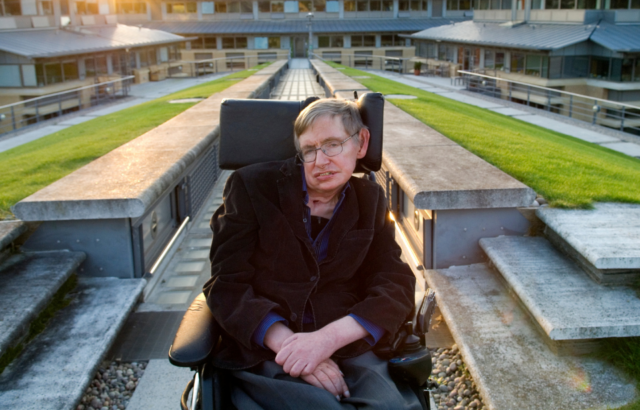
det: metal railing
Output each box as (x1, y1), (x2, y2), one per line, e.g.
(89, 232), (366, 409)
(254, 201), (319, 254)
(457, 70), (640, 135)
(0, 76), (134, 136)
(167, 55), (289, 78)
(310, 53), (411, 74)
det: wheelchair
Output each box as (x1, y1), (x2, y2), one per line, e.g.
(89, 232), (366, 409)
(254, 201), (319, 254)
(168, 92), (437, 410)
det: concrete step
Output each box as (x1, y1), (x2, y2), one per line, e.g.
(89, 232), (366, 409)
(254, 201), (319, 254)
(0, 220), (27, 251)
(0, 277), (145, 410)
(426, 263), (636, 410)
(480, 236), (640, 347)
(537, 203), (640, 285)
(0, 251), (85, 359)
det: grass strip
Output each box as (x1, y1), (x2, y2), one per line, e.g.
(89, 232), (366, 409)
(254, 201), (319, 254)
(0, 274), (77, 375)
(327, 62), (640, 209)
(0, 64), (270, 219)
(599, 338), (640, 409)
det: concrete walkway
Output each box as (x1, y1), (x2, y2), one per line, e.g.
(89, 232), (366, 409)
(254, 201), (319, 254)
(0, 72), (231, 154)
(370, 71), (640, 159)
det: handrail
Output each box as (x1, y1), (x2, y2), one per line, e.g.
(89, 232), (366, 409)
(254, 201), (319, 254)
(0, 76), (135, 111)
(458, 70), (640, 110)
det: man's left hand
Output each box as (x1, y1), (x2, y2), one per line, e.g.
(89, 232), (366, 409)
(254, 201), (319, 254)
(275, 331), (336, 377)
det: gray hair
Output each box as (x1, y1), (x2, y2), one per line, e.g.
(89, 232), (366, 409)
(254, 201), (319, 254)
(293, 99), (367, 150)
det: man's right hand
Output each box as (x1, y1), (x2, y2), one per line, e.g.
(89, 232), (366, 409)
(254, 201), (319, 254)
(301, 358), (350, 400)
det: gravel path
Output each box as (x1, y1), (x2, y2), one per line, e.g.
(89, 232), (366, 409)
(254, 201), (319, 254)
(77, 361), (146, 410)
(428, 345), (485, 410)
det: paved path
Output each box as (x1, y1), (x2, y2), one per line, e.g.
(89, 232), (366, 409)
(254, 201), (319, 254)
(370, 71), (640, 159)
(0, 73), (231, 154)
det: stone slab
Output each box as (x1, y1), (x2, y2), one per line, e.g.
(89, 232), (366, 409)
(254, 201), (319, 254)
(0, 220), (26, 250)
(0, 277), (145, 410)
(12, 60), (288, 221)
(0, 251), (85, 358)
(537, 203), (640, 270)
(516, 115), (619, 144)
(600, 142), (640, 157)
(426, 263), (637, 410)
(489, 107), (532, 116)
(126, 359), (193, 410)
(480, 236), (640, 340)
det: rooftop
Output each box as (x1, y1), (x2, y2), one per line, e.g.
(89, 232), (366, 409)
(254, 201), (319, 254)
(0, 24), (188, 58)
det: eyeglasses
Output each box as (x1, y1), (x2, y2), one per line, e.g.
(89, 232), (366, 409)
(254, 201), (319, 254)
(297, 132), (358, 163)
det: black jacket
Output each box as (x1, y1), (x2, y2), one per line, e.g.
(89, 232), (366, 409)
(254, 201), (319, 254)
(204, 157), (415, 370)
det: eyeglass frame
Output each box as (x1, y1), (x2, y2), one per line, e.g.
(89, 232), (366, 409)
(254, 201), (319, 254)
(297, 132), (360, 163)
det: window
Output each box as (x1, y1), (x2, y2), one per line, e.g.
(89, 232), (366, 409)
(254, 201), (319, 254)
(563, 56), (589, 78)
(44, 63), (63, 84)
(255, 36), (280, 49)
(314, 0), (326, 11)
(560, 0), (575, 8)
(202, 1), (214, 13)
(228, 2), (240, 12)
(511, 53), (525, 74)
(370, 0), (381, 9)
(166, 2), (197, 13)
(222, 37), (248, 49)
(204, 36), (217, 48)
(299, 0), (311, 10)
(609, 0), (629, 7)
(326, 0), (339, 10)
(63, 61), (79, 81)
(525, 55), (541, 76)
(351, 35), (375, 47)
(215, 2), (227, 11)
(258, 1), (270, 11)
(117, 1), (147, 13)
(495, 52), (505, 70)
(318, 36), (343, 48)
(357, 0), (369, 10)
(271, 1), (284, 11)
(0, 65), (22, 87)
(241, 1), (252, 11)
(85, 57), (96, 76)
(590, 57), (610, 79)
(1, 0), (21, 15)
(269, 37), (280, 48)
(484, 50), (494, 69)
(39, 0), (54, 14)
(344, 0), (355, 10)
(399, 0), (409, 9)
(284, 0), (298, 11)
(381, 34), (404, 47)
(75, 1), (99, 14)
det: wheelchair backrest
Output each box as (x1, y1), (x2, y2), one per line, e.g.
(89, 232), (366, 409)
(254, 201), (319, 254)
(218, 93), (384, 173)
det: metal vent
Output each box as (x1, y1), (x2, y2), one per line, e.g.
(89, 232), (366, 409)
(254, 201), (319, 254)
(188, 144), (220, 218)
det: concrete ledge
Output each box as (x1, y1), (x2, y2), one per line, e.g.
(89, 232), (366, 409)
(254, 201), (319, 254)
(0, 277), (145, 410)
(0, 251), (85, 358)
(0, 221), (27, 250)
(480, 236), (640, 341)
(12, 60), (288, 221)
(426, 263), (637, 410)
(310, 59), (536, 210)
(537, 203), (640, 270)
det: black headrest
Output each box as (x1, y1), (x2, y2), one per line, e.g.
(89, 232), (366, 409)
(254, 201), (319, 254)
(218, 93), (384, 172)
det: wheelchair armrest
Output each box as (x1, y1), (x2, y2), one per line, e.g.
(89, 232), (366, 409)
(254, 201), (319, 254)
(169, 293), (221, 368)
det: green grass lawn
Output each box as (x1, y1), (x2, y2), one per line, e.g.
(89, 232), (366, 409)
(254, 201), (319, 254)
(328, 63), (640, 209)
(0, 64), (269, 219)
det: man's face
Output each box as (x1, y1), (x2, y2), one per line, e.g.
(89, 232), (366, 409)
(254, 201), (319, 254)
(298, 115), (369, 196)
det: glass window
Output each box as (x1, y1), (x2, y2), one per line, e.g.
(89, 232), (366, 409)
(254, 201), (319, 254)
(269, 37), (280, 48)
(576, 0), (597, 7)
(357, 0), (369, 10)
(541, 56), (549, 78)
(479, 0), (489, 8)
(632, 0), (640, 7)
(215, 2), (227, 12)
(187, 2), (197, 12)
(271, 1), (284, 11)
(255, 37), (268, 49)
(204, 36), (217, 48)
(318, 36), (330, 47)
(222, 38), (235, 48)
(2, 0), (21, 15)
(560, 0), (575, 8)
(495, 52), (505, 70)
(63, 61), (79, 81)
(258, 1), (270, 11)
(370, 0), (382, 9)
(531, 0), (542, 7)
(299, 0), (311, 10)
(448, 0), (459, 9)
(344, 0), (356, 9)
(563, 56), (589, 77)
(351, 35), (363, 47)
(284, 0), (298, 11)
(363, 35), (375, 46)
(610, 58), (623, 81)
(382, 0), (393, 9)
(484, 50), (494, 69)
(545, 0), (559, 7)
(511, 53), (525, 73)
(45, 63), (63, 84)
(609, 0), (628, 7)
(0, 65), (22, 87)
(590, 57), (610, 79)
(381, 34), (393, 46)
(228, 1), (240, 12)
(241, 1), (252, 11)
(85, 57), (96, 75)
(490, 0), (500, 8)
(326, 0), (339, 10)
(191, 37), (204, 49)
(202, 1), (214, 13)
(399, 0), (410, 9)
(635, 59), (640, 81)
(525, 55), (541, 76)
(460, 0), (471, 8)
(314, 0), (326, 11)
(549, 56), (562, 79)
(411, 0), (420, 9)
(330, 36), (343, 47)
(236, 37), (247, 48)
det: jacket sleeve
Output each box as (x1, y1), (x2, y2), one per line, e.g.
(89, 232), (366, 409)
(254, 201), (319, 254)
(347, 185), (416, 343)
(203, 171), (281, 350)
